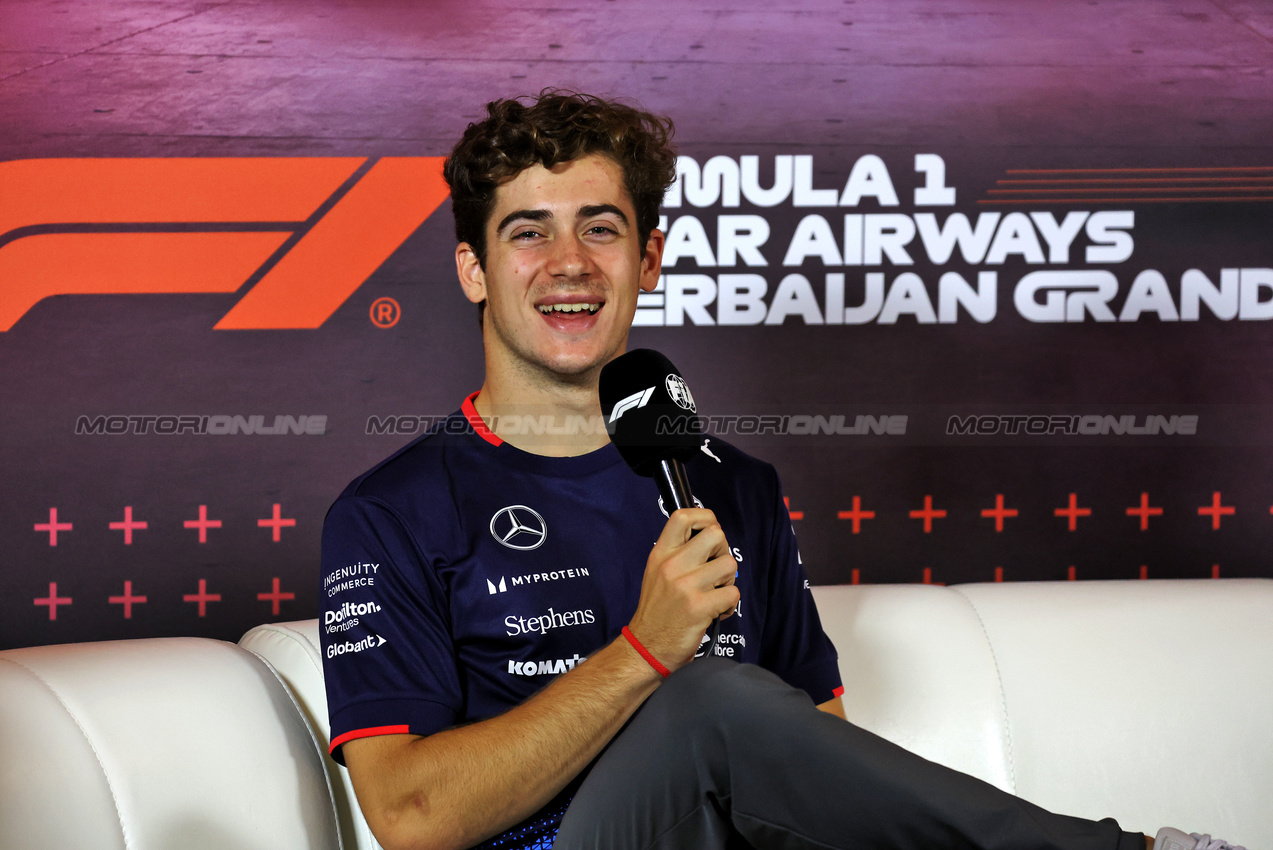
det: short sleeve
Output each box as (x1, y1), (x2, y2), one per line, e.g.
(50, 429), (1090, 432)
(320, 494), (462, 764)
(756, 471), (844, 705)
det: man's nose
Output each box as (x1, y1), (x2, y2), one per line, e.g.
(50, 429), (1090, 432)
(546, 233), (593, 277)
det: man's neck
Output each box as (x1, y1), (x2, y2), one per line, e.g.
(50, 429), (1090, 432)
(472, 369), (610, 458)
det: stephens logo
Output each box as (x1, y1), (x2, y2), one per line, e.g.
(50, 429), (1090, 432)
(490, 505), (548, 551)
(0, 157), (449, 331)
(505, 607), (596, 636)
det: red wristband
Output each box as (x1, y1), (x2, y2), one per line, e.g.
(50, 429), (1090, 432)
(621, 626), (670, 678)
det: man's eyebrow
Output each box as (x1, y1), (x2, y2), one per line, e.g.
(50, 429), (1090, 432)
(578, 204), (629, 226)
(496, 208), (551, 233)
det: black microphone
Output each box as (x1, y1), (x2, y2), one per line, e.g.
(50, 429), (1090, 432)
(599, 348), (703, 511)
(599, 349), (723, 659)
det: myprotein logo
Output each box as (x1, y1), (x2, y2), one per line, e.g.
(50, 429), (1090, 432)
(489, 567), (591, 595)
(0, 157), (449, 331)
(505, 607), (596, 636)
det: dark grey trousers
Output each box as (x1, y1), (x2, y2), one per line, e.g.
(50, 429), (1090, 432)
(554, 659), (1145, 850)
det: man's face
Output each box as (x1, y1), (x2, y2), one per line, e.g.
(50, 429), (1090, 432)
(456, 153), (663, 387)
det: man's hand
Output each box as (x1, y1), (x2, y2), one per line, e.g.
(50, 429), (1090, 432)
(626, 508), (740, 673)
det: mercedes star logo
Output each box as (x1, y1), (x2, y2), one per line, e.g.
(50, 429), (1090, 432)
(490, 505), (548, 550)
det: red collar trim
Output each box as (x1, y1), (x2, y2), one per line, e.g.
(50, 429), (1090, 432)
(463, 391), (503, 447)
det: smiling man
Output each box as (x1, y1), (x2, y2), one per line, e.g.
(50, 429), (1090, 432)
(318, 92), (1235, 850)
(455, 150), (661, 454)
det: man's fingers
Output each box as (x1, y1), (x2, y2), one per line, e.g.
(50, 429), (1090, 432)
(711, 584), (741, 620)
(655, 508), (719, 546)
(699, 554), (738, 593)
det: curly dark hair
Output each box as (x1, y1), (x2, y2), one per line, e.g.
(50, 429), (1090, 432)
(444, 90), (677, 269)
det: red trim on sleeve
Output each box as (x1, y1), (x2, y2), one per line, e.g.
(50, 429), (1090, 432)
(329, 724), (412, 753)
(462, 391), (503, 447)
(832, 685), (845, 698)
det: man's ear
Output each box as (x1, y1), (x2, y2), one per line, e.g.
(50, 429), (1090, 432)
(639, 228), (665, 293)
(456, 242), (487, 304)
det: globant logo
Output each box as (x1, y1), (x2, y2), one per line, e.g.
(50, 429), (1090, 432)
(504, 607), (596, 637)
(326, 634), (387, 658)
(507, 654), (587, 678)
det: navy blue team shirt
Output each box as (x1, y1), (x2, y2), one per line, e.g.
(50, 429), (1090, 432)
(320, 393), (842, 843)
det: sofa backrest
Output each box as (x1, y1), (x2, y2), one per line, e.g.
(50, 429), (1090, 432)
(14, 579), (1253, 849)
(0, 636), (340, 850)
(240, 621), (383, 850)
(243, 579), (1273, 849)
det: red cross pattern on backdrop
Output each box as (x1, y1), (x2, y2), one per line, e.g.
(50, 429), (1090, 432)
(830, 490), (1252, 584)
(18, 489), (1262, 624)
(184, 505), (223, 543)
(27, 503), (302, 622)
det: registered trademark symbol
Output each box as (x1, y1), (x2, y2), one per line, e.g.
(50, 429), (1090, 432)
(370, 297), (400, 328)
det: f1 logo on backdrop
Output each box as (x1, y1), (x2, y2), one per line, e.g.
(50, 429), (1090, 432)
(0, 157), (450, 331)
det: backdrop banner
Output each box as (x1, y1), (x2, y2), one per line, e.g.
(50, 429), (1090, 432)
(2, 1), (1271, 648)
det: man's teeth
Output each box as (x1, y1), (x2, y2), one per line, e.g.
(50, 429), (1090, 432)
(538, 303), (600, 314)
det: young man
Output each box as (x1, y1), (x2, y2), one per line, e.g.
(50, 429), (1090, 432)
(319, 92), (1244, 850)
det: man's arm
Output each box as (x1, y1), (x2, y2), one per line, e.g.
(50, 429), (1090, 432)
(344, 508), (739, 850)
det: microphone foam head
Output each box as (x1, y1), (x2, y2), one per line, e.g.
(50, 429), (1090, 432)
(599, 349), (703, 476)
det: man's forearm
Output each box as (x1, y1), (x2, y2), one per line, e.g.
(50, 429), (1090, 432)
(344, 636), (663, 850)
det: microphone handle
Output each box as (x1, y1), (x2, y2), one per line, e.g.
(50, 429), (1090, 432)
(654, 458), (723, 660)
(656, 458), (694, 511)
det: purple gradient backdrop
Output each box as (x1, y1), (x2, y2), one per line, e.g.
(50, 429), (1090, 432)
(2, 1), (1272, 648)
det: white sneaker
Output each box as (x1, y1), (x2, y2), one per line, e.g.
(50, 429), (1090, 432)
(1154, 827), (1247, 850)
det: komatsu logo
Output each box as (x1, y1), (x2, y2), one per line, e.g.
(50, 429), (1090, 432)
(507, 654), (586, 678)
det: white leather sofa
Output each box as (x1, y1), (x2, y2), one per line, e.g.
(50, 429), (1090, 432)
(2, 579), (1270, 849)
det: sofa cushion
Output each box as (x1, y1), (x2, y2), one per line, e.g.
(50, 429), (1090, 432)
(0, 636), (340, 850)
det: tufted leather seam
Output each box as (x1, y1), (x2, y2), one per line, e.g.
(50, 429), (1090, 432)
(256, 623), (324, 679)
(948, 587), (1018, 794)
(0, 656), (132, 849)
(246, 624), (386, 850)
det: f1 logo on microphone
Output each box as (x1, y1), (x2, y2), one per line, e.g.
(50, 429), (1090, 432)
(608, 387), (654, 423)
(0, 157), (450, 331)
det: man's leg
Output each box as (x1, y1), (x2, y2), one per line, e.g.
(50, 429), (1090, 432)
(555, 659), (1145, 850)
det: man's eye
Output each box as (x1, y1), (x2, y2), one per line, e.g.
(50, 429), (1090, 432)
(511, 230), (542, 240)
(585, 225), (617, 236)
